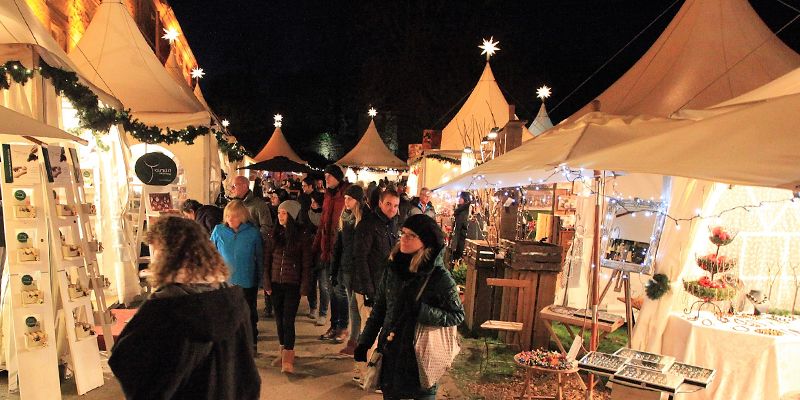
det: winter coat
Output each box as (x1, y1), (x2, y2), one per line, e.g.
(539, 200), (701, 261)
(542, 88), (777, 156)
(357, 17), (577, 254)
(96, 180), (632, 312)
(263, 226), (312, 295)
(351, 208), (398, 298)
(397, 194), (412, 228)
(210, 223), (264, 289)
(195, 205), (223, 236)
(312, 183), (349, 262)
(408, 197), (436, 219)
(331, 209), (358, 283)
(451, 203), (470, 258)
(109, 285), (260, 400)
(358, 248), (465, 397)
(240, 190), (273, 242)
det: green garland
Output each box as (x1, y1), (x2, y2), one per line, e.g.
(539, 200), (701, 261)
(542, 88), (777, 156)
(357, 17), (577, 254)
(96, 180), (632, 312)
(645, 273), (671, 300)
(0, 61), (248, 161)
(409, 152), (460, 165)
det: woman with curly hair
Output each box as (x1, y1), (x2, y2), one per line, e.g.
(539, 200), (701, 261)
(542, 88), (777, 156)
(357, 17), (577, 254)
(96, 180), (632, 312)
(109, 216), (260, 400)
(211, 200), (264, 346)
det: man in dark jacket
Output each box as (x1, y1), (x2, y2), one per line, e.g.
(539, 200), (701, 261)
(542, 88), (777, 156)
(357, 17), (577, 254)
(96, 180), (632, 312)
(297, 176), (315, 226)
(109, 285), (260, 399)
(312, 165), (350, 335)
(351, 189), (400, 303)
(181, 199), (223, 236)
(231, 175), (273, 241)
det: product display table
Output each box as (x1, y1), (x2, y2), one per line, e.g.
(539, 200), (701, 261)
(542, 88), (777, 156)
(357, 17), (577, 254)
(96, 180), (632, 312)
(661, 311), (800, 400)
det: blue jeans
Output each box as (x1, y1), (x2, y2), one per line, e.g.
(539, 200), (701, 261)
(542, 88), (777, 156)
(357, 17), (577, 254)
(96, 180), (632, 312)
(330, 276), (349, 331)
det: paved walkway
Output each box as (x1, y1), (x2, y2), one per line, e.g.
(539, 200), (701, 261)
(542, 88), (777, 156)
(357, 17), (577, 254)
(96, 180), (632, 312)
(0, 298), (464, 399)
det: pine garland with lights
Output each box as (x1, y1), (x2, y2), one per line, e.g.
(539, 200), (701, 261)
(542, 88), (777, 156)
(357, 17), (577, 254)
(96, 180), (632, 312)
(645, 273), (671, 300)
(1, 60), (247, 161)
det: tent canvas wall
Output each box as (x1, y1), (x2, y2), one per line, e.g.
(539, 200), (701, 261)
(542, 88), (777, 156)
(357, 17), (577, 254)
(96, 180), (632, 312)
(252, 126), (306, 164)
(337, 119), (407, 170)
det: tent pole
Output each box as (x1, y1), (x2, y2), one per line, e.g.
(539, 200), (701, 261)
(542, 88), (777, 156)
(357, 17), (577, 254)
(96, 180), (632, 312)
(586, 171), (604, 399)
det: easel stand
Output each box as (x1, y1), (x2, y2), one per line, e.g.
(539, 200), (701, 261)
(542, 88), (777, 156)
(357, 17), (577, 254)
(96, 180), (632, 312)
(597, 269), (636, 345)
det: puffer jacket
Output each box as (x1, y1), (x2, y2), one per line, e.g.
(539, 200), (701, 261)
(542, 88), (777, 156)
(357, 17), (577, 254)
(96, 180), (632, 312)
(331, 209), (358, 283)
(210, 222), (264, 289)
(312, 183), (349, 262)
(358, 247), (465, 396)
(263, 226), (312, 296)
(408, 197), (436, 219)
(351, 208), (397, 298)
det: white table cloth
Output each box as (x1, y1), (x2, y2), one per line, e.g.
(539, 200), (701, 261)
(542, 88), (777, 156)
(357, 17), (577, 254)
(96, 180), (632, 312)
(661, 311), (800, 400)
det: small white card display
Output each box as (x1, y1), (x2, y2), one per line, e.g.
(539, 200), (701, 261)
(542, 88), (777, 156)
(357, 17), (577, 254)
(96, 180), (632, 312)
(62, 244), (82, 258)
(74, 322), (95, 340)
(43, 145), (69, 183)
(15, 231), (40, 262)
(20, 274), (44, 305)
(23, 316), (47, 349)
(66, 272), (90, 300)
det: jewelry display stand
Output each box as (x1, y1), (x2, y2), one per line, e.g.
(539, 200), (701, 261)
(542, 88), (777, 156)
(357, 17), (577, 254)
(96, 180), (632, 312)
(42, 145), (108, 394)
(1, 142), (63, 399)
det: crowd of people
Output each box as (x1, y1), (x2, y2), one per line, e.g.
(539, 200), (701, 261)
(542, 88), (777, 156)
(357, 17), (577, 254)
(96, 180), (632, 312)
(109, 164), (465, 400)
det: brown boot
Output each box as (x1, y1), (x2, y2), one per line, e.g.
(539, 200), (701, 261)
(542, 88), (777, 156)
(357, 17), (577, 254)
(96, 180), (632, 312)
(281, 349), (295, 374)
(339, 339), (357, 356)
(271, 345), (283, 367)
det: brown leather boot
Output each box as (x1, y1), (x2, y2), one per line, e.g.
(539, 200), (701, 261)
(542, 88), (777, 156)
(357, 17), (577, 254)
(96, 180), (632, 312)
(271, 345), (283, 367)
(281, 349), (295, 374)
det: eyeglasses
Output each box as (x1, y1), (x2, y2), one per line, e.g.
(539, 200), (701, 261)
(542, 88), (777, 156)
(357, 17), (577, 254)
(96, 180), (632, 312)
(399, 230), (419, 240)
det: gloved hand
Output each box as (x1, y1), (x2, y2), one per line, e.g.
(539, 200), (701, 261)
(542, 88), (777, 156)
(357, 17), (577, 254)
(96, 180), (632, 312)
(354, 343), (370, 362)
(363, 295), (374, 307)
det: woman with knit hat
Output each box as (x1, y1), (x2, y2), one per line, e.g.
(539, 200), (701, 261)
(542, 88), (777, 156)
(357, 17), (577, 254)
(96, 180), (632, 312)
(264, 200), (312, 374)
(355, 214), (465, 399)
(331, 184), (366, 356)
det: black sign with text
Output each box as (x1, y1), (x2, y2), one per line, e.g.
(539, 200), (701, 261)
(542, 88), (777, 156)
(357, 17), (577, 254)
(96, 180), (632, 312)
(134, 152), (178, 186)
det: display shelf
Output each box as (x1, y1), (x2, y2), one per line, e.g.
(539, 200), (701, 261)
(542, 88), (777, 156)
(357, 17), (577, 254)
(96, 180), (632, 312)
(612, 364), (684, 394)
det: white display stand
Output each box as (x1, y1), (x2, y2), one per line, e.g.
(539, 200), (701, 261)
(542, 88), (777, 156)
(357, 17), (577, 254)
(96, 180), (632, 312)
(1, 143), (62, 399)
(40, 144), (107, 394)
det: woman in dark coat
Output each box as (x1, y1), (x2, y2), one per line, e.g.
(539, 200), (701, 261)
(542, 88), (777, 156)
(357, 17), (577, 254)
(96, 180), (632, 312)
(109, 216), (260, 400)
(264, 200), (312, 374)
(451, 191), (472, 262)
(355, 214), (465, 399)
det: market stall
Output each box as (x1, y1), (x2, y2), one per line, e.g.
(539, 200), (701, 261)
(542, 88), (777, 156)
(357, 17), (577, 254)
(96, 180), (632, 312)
(336, 110), (408, 183)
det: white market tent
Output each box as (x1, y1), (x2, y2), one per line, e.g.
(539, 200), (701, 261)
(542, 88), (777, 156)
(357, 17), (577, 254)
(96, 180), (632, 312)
(337, 119), (407, 170)
(528, 102), (553, 137)
(439, 62), (533, 150)
(438, 0), (800, 192)
(566, 0), (800, 120)
(68, 0), (220, 203)
(253, 126), (306, 164)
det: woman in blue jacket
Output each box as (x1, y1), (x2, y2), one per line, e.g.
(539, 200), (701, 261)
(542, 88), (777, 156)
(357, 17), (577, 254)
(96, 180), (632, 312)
(211, 200), (264, 347)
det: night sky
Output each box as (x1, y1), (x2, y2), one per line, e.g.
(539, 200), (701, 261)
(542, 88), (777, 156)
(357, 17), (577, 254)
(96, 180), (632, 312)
(168, 0), (800, 165)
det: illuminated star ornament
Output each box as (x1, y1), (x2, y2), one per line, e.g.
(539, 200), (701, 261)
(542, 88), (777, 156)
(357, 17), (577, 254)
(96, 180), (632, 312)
(274, 114), (283, 128)
(221, 119), (230, 128)
(190, 67), (205, 79)
(479, 37), (500, 60)
(368, 107), (378, 118)
(162, 27), (180, 44)
(536, 85), (552, 100)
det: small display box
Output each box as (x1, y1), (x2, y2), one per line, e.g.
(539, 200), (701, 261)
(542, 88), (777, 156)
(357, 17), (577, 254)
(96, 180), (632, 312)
(18, 247), (40, 262)
(612, 364), (684, 394)
(55, 204), (76, 217)
(499, 239), (563, 272)
(74, 322), (95, 340)
(62, 244), (82, 258)
(667, 362), (716, 388)
(578, 351), (627, 376)
(614, 348), (675, 372)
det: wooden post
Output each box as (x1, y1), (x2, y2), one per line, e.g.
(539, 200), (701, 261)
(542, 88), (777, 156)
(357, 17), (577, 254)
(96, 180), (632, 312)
(587, 172), (604, 399)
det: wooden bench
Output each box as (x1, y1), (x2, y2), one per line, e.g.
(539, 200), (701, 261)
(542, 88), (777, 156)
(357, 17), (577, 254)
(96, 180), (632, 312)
(480, 278), (531, 370)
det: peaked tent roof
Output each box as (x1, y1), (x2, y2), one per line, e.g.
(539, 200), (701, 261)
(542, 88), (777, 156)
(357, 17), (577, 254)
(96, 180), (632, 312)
(568, 0), (800, 121)
(337, 119), (407, 169)
(253, 126), (305, 164)
(440, 62), (532, 150)
(68, 0), (209, 129)
(528, 103), (554, 137)
(0, 0), (121, 108)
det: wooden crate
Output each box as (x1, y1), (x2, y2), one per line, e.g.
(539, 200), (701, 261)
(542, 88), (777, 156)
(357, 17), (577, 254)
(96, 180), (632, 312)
(462, 240), (503, 334)
(497, 265), (559, 350)
(500, 239), (563, 272)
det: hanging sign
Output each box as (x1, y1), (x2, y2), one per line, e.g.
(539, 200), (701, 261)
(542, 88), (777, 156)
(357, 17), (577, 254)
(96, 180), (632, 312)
(134, 152), (178, 186)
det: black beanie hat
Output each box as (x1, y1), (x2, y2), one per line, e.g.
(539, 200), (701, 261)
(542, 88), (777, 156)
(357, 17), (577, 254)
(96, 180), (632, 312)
(309, 191), (325, 207)
(459, 191), (472, 204)
(324, 164), (344, 183)
(403, 214), (445, 251)
(344, 184), (365, 201)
